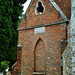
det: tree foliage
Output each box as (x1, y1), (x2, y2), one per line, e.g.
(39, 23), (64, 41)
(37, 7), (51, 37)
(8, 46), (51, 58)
(0, 0), (27, 67)
(0, 60), (10, 71)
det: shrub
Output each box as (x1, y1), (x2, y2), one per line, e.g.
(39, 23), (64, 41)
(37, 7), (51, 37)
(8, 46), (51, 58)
(0, 60), (10, 72)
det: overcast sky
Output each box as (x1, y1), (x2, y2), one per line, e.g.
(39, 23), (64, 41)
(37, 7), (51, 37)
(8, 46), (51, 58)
(22, 0), (31, 14)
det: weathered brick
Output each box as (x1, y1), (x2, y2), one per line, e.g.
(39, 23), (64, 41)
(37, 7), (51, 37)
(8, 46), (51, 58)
(12, 0), (71, 75)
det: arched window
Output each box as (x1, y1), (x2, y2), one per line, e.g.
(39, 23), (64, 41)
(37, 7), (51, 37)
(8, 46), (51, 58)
(35, 1), (45, 15)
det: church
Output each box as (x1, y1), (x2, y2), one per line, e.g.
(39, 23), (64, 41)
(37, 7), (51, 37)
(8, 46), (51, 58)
(12, 0), (72, 75)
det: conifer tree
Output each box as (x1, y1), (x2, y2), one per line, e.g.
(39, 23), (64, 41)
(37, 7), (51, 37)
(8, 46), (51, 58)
(0, 0), (27, 66)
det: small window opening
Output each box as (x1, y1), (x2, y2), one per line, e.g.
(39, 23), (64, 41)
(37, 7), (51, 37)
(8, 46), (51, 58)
(37, 2), (44, 13)
(35, 1), (45, 15)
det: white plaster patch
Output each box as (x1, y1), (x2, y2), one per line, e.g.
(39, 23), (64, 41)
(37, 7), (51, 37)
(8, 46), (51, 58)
(72, 57), (75, 62)
(72, 67), (75, 72)
(72, 29), (75, 36)
(72, 46), (75, 51)
(34, 27), (45, 34)
(72, 0), (75, 7)
(73, 36), (75, 43)
(48, 57), (50, 59)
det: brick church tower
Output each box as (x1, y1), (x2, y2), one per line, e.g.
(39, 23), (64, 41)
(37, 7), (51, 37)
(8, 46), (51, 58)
(12, 0), (71, 75)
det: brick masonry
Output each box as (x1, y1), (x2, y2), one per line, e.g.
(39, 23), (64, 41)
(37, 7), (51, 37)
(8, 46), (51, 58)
(54, 0), (71, 19)
(12, 46), (22, 75)
(19, 0), (63, 29)
(12, 0), (71, 75)
(18, 24), (66, 75)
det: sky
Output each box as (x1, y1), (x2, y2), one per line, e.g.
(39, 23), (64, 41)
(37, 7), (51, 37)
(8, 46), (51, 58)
(22, 0), (31, 14)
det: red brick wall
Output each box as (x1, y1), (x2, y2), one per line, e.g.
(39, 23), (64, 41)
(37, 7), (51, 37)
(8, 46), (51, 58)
(34, 38), (45, 72)
(12, 46), (22, 75)
(17, 0), (69, 75)
(12, 62), (17, 75)
(18, 23), (66, 75)
(54, 0), (71, 19)
(19, 0), (63, 29)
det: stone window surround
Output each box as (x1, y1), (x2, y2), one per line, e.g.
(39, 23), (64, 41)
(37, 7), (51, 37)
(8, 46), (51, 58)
(35, 0), (45, 15)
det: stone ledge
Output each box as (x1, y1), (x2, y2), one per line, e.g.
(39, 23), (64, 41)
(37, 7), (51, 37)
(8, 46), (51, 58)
(17, 21), (69, 31)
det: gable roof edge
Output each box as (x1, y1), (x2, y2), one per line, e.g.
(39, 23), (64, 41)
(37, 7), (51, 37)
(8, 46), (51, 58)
(18, 0), (33, 29)
(18, 0), (69, 30)
(24, 0), (33, 17)
(24, 0), (69, 20)
(49, 0), (69, 21)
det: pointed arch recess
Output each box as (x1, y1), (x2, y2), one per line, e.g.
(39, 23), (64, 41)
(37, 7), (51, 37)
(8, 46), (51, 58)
(34, 38), (46, 72)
